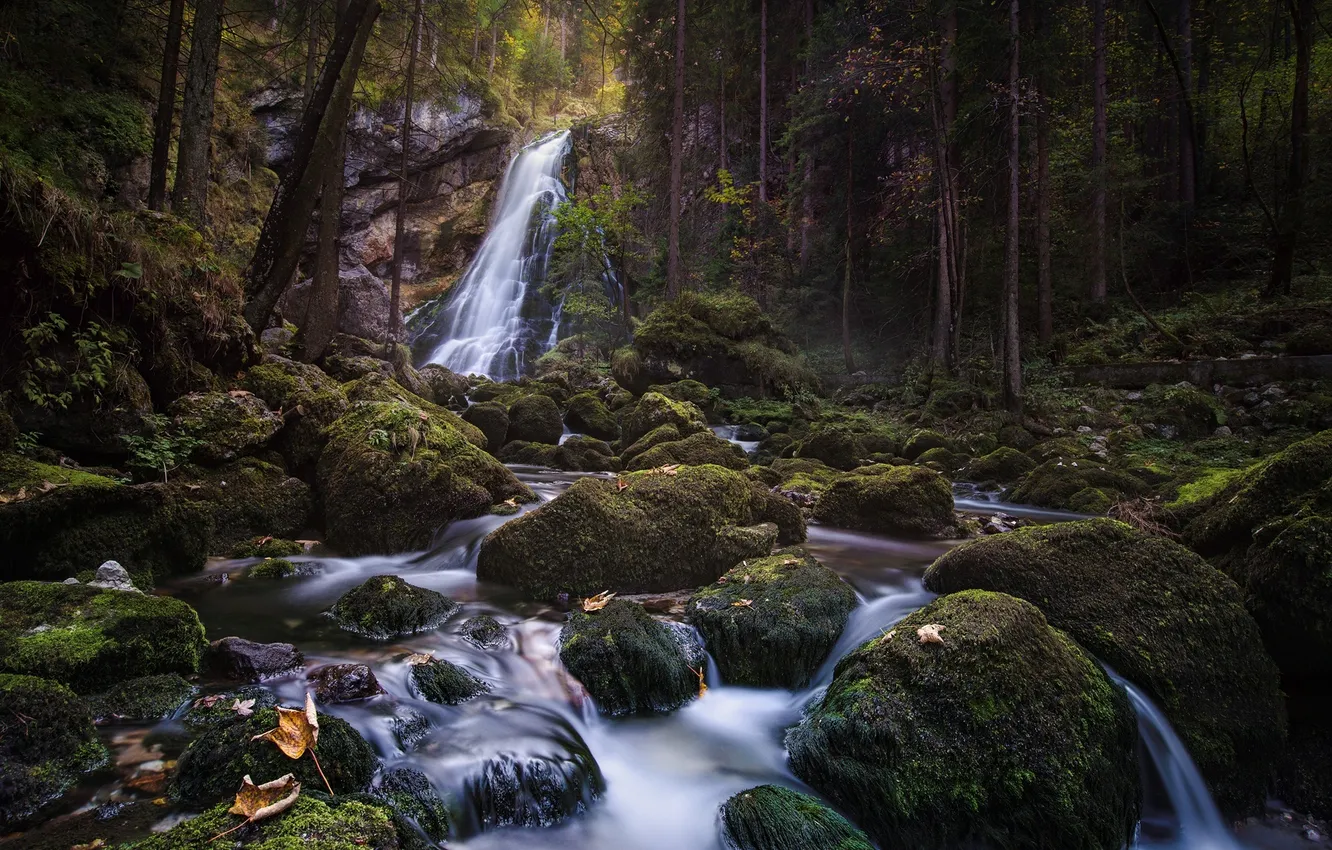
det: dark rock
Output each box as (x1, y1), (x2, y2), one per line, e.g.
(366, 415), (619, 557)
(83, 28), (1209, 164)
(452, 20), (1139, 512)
(812, 465), (955, 537)
(205, 636), (304, 682)
(417, 364), (470, 408)
(564, 393), (620, 441)
(408, 658), (489, 704)
(309, 663), (385, 703)
(460, 614), (509, 649)
(463, 401), (510, 453)
(624, 430), (748, 471)
(559, 601), (697, 716)
(1007, 459), (1147, 512)
(377, 767), (450, 844)
(901, 429), (954, 460)
(167, 391), (283, 465)
(796, 426), (867, 471)
(461, 731), (604, 829)
(719, 785), (873, 850)
(181, 686), (279, 733)
(175, 457), (312, 552)
(329, 575), (458, 639)
(86, 674), (196, 723)
(241, 356), (350, 468)
(964, 447), (1036, 483)
(279, 264), (404, 342)
(505, 394), (564, 446)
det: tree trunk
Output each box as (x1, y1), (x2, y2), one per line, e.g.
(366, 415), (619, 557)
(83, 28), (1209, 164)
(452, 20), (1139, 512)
(1003, 0), (1022, 414)
(842, 130), (856, 374)
(757, 0), (768, 202)
(303, 133), (345, 362)
(1090, 0), (1108, 302)
(173, 0), (224, 227)
(147, 0), (186, 211)
(388, 0), (422, 346)
(303, 0), (320, 104)
(1266, 0), (1311, 297)
(799, 0), (814, 270)
(242, 0), (380, 331)
(931, 3), (962, 373)
(666, 0), (686, 298)
(1036, 104), (1052, 344)
(489, 19), (498, 78)
(1177, 0), (1196, 209)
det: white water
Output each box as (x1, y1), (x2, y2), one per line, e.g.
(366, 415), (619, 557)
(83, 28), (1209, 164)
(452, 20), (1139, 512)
(419, 131), (571, 380)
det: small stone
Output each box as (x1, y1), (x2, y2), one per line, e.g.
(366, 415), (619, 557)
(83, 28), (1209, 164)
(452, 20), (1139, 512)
(88, 561), (140, 593)
(205, 636), (303, 681)
(1126, 392), (1143, 402)
(308, 663), (384, 703)
(1076, 426), (1093, 434)
(62, 577), (80, 585)
(1213, 426), (1233, 438)
(1304, 827), (1321, 841)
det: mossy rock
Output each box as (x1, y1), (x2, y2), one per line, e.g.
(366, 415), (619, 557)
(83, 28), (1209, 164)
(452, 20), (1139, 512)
(231, 536), (305, 558)
(998, 424), (1037, 451)
(812, 466), (954, 537)
(559, 600), (699, 716)
(463, 743), (605, 830)
(168, 391), (283, 465)
(171, 706), (377, 807)
(924, 519), (1286, 816)
(1278, 711), (1332, 821)
(625, 430), (748, 471)
(135, 794), (398, 849)
(462, 401), (510, 453)
(648, 379), (714, 409)
(787, 590), (1139, 849)
(0, 409), (17, 453)
(376, 766), (450, 845)
(0, 674), (109, 828)
(317, 398), (534, 554)
(719, 785), (873, 850)
(688, 551), (856, 688)
(329, 575), (458, 639)
(459, 614), (508, 649)
(1026, 435), (1092, 464)
(499, 437), (617, 472)
(505, 394), (564, 446)
(417, 363), (470, 408)
(242, 355), (350, 468)
(923, 381), (979, 419)
(175, 457), (312, 552)
(342, 373), (486, 448)
(0, 581), (207, 693)
(915, 446), (961, 469)
(477, 464), (805, 598)
(86, 673), (195, 723)
(796, 427), (867, 471)
(1133, 383), (1226, 439)
(408, 658), (489, 705)
(964, 447), (1036, 483)
(250, 558), (299, 579)
(619, 423), (683, 466)
(901, 429), (954, 460)
(1007, 459), (1146, 511)
(181, 686), (278, 733)
(0, 455), (212, 584)
(771, 457), (844, 496)
(565, 393), (620, 441)
(620, 392), (707, 447)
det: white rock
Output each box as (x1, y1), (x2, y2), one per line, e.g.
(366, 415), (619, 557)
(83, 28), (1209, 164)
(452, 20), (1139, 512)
(88, 560), (141, 593)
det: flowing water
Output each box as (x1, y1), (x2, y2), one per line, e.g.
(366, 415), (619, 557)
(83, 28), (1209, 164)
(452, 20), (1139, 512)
(411, 132), (572, 380)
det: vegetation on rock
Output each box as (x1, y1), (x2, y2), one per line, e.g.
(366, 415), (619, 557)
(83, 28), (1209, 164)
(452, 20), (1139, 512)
(559, 600), (699, 716)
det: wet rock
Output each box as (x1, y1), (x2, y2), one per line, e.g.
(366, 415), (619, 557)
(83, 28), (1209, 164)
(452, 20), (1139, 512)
(249, 558), (300, 579)
(140, 793), (397, 848)
(1006, 459), (1147, 512)
(205, 636), (304, 681)
(0, 581), (207, 693)
(796, 426), (868, 471)
(505, 394), (564, 446)
(559, 600), (698, 716)
(565, 393), (620, 441)
(391, 706), (432, 750)
(88, 559), (139, 592)
(788, 591), (1139, 849)
(498, 437), (618, 473)
(478, 464), (805, 598)
(460, 615), (508, 649)
(173, 457), (312, 552)
(624, 430), (748, 471)
(241, 355), (350, 468)
(720, 785), (873, 850)
(309, 663), (385, 703)
(329, 576), (458, 640)
(462, 740), (604, 830)
(86, 673), (196, 723)
(964, 447), (1036, 483)
(901, 429), (954, 460)
(463, 401), (510, 452)
(408, 657), (489, 705)
(925, 519), (1286, 816)
(734, 423), (769, 442)
(182, 686), (279, 733)
(812, 465), (955, 537)
(377, 766), (451, 844)
(168, 391), (283, 465)
(418, 363), (470, 408)
(689, 551), (856, 688)
(620, 392), (708, 447)
(230, 536), (305, 558)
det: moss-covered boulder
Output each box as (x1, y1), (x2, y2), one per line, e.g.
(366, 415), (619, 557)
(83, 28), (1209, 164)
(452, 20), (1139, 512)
(176, 457), (311, 552)
(0, 454), (212, 583)
(141, 792), (397, 849)
(168, 391), (283, 465)
(317, 398), (534, 554)
(625, 430), (748, 471)
(171, 706), (378, 806)
(343, 373), (486, 448)
(0, 409), (16, 453)
(1007, 459), (1146, 512)
(377, 766), (451, 845)
(565, 393), (620, 441)
(417, 363), (470, 408)
(559, 601), (699, 716)
(796, 427), (867, 471)
(505, 394), (564, 446)
(0, 674), (109, 827)
(719, 785), (873, 850)
(181, 686), (279, 733)
(619, 423), (684, 466)
(924, 519), (1285, 815)
(86, 673), (196, 723)
(811, 465), (954, 537)
(242, 356), (350, 468)
(770, 457), (845, 498)
(1279, 710), (1332, 821)
(250, 558), (299, 579)
(329, 575), (458, 639)
(788, 591), (1139, 849)
(231, 536), (305, 558)
(901, 429), (954, 460)
(688, 551), (856, 689)
(498, 436), (618, 472)
(462, 401), (510, 452)
(1133, 382), (1226, 439)
(963, 446), (1036, 483)
(459, 614), (508, 649)
(0, 581), (206, 693)
(477, 464), (804, 598)
(620, 392), (707, 447)
(408, 657), (490, 704)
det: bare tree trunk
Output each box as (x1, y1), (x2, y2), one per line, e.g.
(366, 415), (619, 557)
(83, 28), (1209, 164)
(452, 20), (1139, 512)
(304, 0), (320, 103)
(757, 0), (768, 202)
(1266, 0), (1311, 297)
(1091, 0), (1108, 301)
(930, 3), (962, 372)
(1178, 0), (1196, 209)
(304, 135), (345, 361)
(489, 19), (498, 78)
(842, 131), (856, 373)
(148, 0), (186, 211)
(799, 0), (814, 270)
(719, 68), (728, 171)
(1036, 102), (1053, 344)
(173, 0), (224, 228)
(243, 0), (381, 330)
(666, 0), (686, 298)
(388, 0), (423, 346)
(1003, 0), (1022, 414)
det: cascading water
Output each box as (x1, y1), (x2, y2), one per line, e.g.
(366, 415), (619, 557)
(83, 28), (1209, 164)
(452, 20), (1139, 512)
(412, 131), (572, 380)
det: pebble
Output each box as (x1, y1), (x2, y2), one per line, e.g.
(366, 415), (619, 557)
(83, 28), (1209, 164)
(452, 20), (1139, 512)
(88, 561), (141, 594)
(1213, 426), (1233, 437)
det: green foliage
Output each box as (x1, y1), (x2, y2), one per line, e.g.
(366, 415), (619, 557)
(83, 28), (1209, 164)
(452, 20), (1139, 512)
(120, 414), (204, 483)
(550, 184), (647, 346)
(19, 316), (128, 410)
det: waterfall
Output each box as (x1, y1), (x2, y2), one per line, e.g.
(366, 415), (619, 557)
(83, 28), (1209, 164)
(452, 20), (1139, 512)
(413, 130), (572, 380)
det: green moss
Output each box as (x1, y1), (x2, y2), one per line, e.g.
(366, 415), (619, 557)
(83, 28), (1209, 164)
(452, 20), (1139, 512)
(376, 767), (450, 844)
(720, 785), (873, 850)
(343, 373), (486, 448)
(408, 658), (489, 704)
(232, 537), (305, 558)
(181, 686), (278, 734)
(688, 551), (857, 688)
(812, 466), (954, 537)
(133, 794), (397, 850)
(477, 464), (805, 598)
(168, 391), (283, 465)
(177, 458), (312, 552)
(0, 453), (120, 494)
(242, 357), (350, 468)
(0, 581), (207, 693)
(771, 458), (844, 495)
(250, 558), (298, 579)
(86, 673), (195, 722)
(963, 447), (1036, 483)
(788, 591), (1139, 849)
(329, 575), (458, 639)
(625, 430), (748, 471)
(924, 519), (1286, 816)
(0, 674), (109, 827)
(171, 707), (378, 807)
(648, 379), (714, 410)
(901, 429), (954, 460)
(1234, 515), (1332, 677)
(459, 614), (508, 648)
(796, 427), (867, 471)
(619, 423), (684, 465)
(620, 392), (708, 447)
(506, 394), (564, 445)
(1007, 459), (1146, 511)
(462, 400), (511, 453)
(559, 600), (697, 716)
(565, 393), (620, 441)
(1132, 383), (1226, 439)
(915, 446), (961, 469)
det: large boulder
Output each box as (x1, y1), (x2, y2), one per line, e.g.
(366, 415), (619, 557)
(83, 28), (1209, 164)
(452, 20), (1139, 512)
(1007, 459), (1147, 513)
(564, 393), (620, 441)
(796, 426), (868, 471)
(343, 373), (486, 447)
(175, 457), (312, 552)
(132, 796), (400, 850)
(309, 663), (385, 703)
(86, 673), (196, 723)
(168, 391), (283, 465)
(377, 766), (451, 844)
(624, 430), (748, 471)
(506, 394), (564, 446)
(279, 263), (403, 342)
(559, 600), (700, 716)
(619, 392), (707, 447)
(477, 464), (804, 598)
(11, 362), (154, 462)
(498, 436), (618, 472)
(317, 398), (533, 554)
(924, 519), (1286, 815)
(462, 401), (510, 452)
(811, 465), (955, 537)
(241, 355), (350, 468)
(719, 785), (873, 850)
(0, 581), (207, 694)
(688, 551), (856, 688)
(329, 575), (458, 639)
(963, 446), (1036, 483)
(205, 636), (304, 681)
(788, 591), (1139, 849)
(0, 674), (108, 827)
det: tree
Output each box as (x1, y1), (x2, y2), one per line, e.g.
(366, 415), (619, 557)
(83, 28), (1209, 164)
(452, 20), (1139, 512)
(174, 0), (225, 227)
(388, 0), (424, 344)
(758, 0), (768, 203)
(1090, 0), (1108, 302)
(148, 0), (186, 211)
(1266, 0), (1312, 297)
(1003, 0), (1022, 414)
(666, 0), (686, 298)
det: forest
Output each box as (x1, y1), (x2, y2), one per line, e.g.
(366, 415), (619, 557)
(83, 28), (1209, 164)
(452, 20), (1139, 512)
(0, 0), (1329, 847)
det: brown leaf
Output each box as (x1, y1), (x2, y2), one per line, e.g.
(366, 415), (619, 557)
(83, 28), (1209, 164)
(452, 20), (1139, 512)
(227, 389), (253, 398)
(731, 598), (754, 608)
(650, 463), (681, 476)
(582, 590), (616, 612)
(689, 665), (708, 699)
(228, 773), (300, 821)
(404, 652), (434, 666)
(503, 498), (518, 507)
(616, 478), (629, 492)
(917, 624), (946, 645)
(252, 693), (319, 759)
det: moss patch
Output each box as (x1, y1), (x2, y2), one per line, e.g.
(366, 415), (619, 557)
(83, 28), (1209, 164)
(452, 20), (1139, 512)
(625, 430), (748, 471)
(329, 575), (458, 639)
(86, 673), (195, 722)
(132, 794), (397, 849)
(720, 785), (873, 850)
(408, 658), (489, 704)
(812, 466), (954, 537)
(559, 600), (698, 716)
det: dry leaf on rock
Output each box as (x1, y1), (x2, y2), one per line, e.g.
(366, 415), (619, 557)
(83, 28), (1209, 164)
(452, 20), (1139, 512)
(731, 599), (754, 608)
(404, 652), (434, 666)
(231, 698), (256, 717)
(252, 693), (319, 759)
(689, 666), (707, 699)
(917, 624), (946, 645)
(615, 479), (629, 492)
(210, 774), (300, 841)
(582, 590), (616, 612)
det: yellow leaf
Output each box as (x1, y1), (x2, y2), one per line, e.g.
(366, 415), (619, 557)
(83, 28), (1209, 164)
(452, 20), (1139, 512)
(689, 665), (707, 698)
(504, 498), (518, 507)
(252, 693), (319, 760)
(732, 598), (753, 608)
(917, 624), (946, 645)
(404, 652), (434, 665)
(227, 773), (300, 821)
(582, 590), (616, 612)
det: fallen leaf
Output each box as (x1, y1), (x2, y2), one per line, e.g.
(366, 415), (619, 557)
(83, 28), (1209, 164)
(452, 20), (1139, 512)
(504, 498), (518, 507)
(231, 698), (256, 717)
(194, 694), (226, 709)
(227, 389), (253, 398)
(732, 598), (753, 608)
(615, 478), (629, 491)
(885, 630), (896, 641)
(689, 665), (707, 699)
(209, 774), (300, 841)
(782, 557), (799, 566)
(418, 411), (429, 422)
(255, 535), (273, 546)
(252, 693), (319, 759)
(917, 624), (946, 645)
(654, 463), (680, 475)
(404, 652), (434, 665)
(72, 840), (106, 850)
(582, 590), (616, 612)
